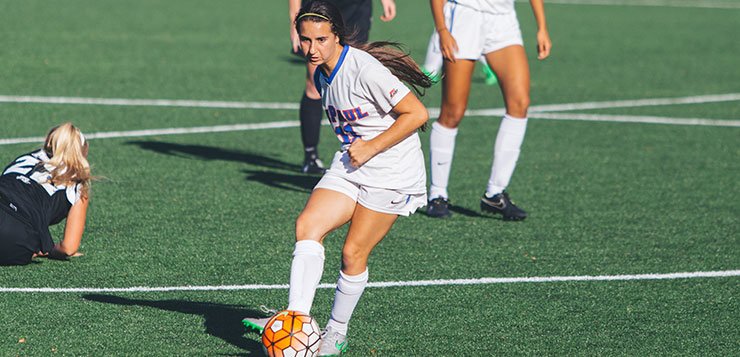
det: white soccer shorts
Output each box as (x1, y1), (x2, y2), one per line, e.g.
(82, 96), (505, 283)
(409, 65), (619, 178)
(314, 173), (426, 216)
(430, 2), (524, 60)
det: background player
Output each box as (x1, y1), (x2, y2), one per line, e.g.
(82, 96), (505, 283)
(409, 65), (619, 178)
(0, 123), (92, 265)
(288, 0), (397, 174)
(246, 1), (432, 355)
(426, 0), (551, 220)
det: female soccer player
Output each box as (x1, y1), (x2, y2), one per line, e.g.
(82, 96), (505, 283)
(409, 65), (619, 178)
(426, 0), (552, 220)
(0, 123), (92, 265)
(246, 1), (431, 354)
(288, 0), (397, 174)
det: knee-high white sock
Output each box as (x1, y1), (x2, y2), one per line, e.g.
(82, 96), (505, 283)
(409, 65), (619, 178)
(429, 121), (458, 199)
(287, 240), (325, 314)
(486, 115), (528, 197)
(325, 268), (369, 335)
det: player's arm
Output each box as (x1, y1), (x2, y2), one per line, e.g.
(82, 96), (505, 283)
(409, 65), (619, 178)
(347, 93), (428, 167)
(289, 0), (302, 53)
(430, 0), (458, 62)
(379, 0), (396, 22)
(529, 0), (551, 60)
(50, 197), (88, 258)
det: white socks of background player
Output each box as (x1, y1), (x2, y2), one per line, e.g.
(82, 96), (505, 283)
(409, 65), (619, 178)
(325, 268), (369, 335)
(287, 240), (325, 314)
(486, 115), (528, 197)
(429, 121), (458, 200)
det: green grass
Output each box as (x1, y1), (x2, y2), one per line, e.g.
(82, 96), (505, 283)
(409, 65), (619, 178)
(0, 1), (738, 356)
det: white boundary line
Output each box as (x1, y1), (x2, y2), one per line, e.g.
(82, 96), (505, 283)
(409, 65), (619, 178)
(517, 0), (740, 9)
(1, 270), (737, 293)
(1, 113), (737, 147)
(1, 93), (738, 112)
(529, 113), (740, 127)
(0, 93), (738, 146)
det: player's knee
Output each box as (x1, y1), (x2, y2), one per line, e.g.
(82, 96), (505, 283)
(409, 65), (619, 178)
(438, 106), (465, 128)
(506, 95), (530, 118)
(341, 244), (367, 269)
(295, 214), (320, 241)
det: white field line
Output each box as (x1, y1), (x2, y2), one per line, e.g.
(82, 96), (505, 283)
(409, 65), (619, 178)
(529, 113), (740, 127)
(1, 93), (739, 114)
(516, 0), (740, 9)
(0, 93), (738, 146)
(464, 93), (740, 117)
(0, 95), (299, 110)
(0, 121), (300, 146)
(1, 112), (737, 147)
(1, 270), (737, 293)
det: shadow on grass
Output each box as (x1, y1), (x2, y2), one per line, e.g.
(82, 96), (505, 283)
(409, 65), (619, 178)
(82, 294), (265, 356)
(418, 204), (485, 218)
(128, 141), (321, 193)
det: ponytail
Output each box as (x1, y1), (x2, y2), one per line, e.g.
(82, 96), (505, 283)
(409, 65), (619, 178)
(43, 123), (92, 199)
(355, 41), (434, 97)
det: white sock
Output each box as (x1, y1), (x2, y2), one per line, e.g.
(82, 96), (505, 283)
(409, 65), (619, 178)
(486, 115), (528, 197)
(325, 268), (369, 336)
(287, 240), (325, 314)
(429, 121), (458, 200)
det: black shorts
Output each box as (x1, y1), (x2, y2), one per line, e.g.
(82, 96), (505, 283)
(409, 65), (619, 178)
(302, 0), (372, 44)
(338, 0), (372, 44)
(0, 206), (36, 266)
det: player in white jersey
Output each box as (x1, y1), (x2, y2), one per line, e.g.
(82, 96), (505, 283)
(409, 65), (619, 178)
(0, 123), (92, 265)
(243, 1), (432, 355)
(426, 0), (552, 220)
(288, 0), (397, 174)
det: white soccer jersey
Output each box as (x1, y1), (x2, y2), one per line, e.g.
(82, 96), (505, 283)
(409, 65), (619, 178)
(314, 45), (426, 194)
(450, 0), (515, 14)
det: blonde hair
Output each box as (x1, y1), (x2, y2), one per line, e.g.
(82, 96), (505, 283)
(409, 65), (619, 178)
(43, 123), (92, 198)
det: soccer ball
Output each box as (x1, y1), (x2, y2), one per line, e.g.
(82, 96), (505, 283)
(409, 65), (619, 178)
(262, 310), (321, 357)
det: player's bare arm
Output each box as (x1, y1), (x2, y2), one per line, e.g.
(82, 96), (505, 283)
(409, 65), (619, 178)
(529, 0), (551, 60)
(379, 0), (396, 22)
(430, 0), (458, 62)
(347, 93), (428, 167)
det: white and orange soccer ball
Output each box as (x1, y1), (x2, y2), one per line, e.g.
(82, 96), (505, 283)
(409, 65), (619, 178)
(262, 310), (321, 357)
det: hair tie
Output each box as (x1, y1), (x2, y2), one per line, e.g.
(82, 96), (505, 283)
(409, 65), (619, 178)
(297, 12), (330, 21)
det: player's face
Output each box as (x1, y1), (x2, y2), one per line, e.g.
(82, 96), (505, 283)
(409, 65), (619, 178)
(298, 20), (341, 67)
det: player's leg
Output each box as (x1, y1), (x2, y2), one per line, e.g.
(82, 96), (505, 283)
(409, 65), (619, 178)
(243, 183), (357, 333)
(427, 59), (475, 218)
(482, 44), (530, 220)
(0, 210), (34, 266)
(300, 63), (325, 174)
(288, 186), (357, 315)
(320, 204), (398, 356)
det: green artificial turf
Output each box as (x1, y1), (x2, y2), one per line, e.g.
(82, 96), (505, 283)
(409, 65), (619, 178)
(0, 0), (737, 355)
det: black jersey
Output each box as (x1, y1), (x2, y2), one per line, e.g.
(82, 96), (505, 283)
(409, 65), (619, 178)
(0, 150), (82, 252)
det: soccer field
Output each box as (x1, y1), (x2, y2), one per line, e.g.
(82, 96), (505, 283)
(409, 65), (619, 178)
(0, 0), (738, 355)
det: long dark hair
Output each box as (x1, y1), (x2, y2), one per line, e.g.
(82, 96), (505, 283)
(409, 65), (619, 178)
(295, 0), (433, 96)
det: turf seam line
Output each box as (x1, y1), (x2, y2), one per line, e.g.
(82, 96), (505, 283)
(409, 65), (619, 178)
(1, 269), (737, 293)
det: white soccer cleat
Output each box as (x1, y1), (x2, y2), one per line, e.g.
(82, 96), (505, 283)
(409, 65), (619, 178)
(317, 326), (348, 356)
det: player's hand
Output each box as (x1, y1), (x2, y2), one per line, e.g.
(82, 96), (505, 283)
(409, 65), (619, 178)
(438, 29), (458, 63)
(347, 138), (379, 167)
(291, 26), (301, 55)
(379, 0), (396, 22)
(536, 29), (551, 60)
(32, 251), (47, 258)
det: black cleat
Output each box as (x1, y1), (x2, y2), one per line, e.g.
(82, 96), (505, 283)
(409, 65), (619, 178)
(480, 191), (527, 221)
(426, 197), (452, 218)
(301, 157), (326, 174)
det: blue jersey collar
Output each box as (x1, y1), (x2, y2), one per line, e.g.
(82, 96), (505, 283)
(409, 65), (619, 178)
(320, 45), (349, 85)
